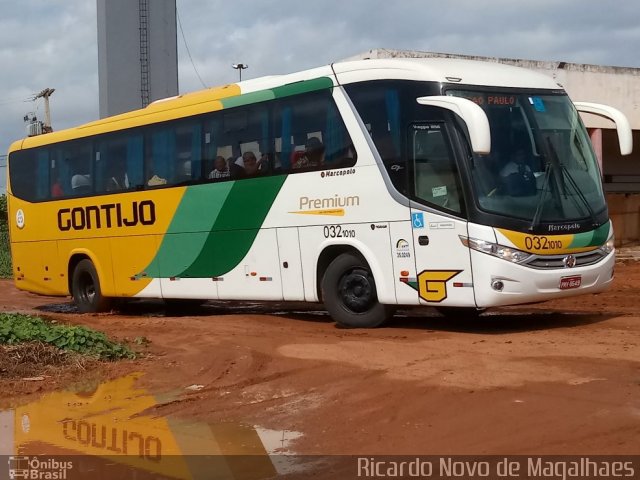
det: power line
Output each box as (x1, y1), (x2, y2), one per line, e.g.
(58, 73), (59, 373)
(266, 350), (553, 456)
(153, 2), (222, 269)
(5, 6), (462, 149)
(0, 99), (24, 107)
(176, 6), (207, 89)
(0, 95), (32, 107)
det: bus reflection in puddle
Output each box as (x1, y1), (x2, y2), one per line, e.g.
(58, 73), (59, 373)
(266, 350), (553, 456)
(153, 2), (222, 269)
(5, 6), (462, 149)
(0, 373), (304, 479)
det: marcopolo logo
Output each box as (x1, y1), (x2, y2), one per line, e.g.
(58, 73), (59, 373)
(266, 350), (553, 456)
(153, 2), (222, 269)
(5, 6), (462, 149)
(8, 456), (73, 480)
(547, 223), (581, 232)
(320, 168), (356, 179)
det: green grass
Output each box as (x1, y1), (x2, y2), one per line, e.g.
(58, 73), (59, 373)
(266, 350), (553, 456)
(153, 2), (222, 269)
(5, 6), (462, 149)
(0, 194), (9, 278)
(0, 227), (10, 278)
(0, 313), (135, 360)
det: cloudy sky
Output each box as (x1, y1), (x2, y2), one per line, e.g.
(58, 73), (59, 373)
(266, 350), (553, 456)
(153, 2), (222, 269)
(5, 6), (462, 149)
(1, 0), (639, 191)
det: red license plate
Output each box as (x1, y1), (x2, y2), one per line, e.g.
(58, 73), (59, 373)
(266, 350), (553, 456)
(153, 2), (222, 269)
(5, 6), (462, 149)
(559, 275), (582, 290)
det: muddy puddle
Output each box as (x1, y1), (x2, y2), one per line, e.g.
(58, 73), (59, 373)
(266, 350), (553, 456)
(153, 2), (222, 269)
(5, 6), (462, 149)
(0, 373), (307, 479)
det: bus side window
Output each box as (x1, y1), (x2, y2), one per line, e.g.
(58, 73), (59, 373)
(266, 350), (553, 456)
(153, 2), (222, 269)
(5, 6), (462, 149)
(146, 126), (175, 186)
(411, 126), (462, 214)
(345, 82), (406, 194)
(204, 114), (228, 180)
(59, 140), (93, 197)
(174, 123), (202, 184)
(8, 150), (35, 201)
(218, 103), (272, 178)
(274, 90), (356, 174)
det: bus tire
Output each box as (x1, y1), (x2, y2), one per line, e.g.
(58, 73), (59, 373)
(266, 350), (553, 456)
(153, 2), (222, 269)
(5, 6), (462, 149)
(71, 259), (112, 313)
(321, 253), (393, 328)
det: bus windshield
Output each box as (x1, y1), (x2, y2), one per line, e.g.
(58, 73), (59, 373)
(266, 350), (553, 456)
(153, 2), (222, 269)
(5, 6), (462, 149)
(447, 90), (606, 224)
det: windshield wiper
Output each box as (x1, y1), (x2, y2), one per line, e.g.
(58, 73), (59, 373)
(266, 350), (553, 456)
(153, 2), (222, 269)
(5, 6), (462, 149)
(529, 136), (565, 232)
(529, 161), (552, 232)
(545, 136), (599, 228)
(560, 164), (599, 228)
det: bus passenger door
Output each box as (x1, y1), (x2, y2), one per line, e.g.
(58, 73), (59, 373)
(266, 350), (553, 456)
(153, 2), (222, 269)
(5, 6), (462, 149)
(408, 122), (475, 308)
(276, 228), (305, 301)
(215, 229), (284, 301)
(409, 210), (474, 307)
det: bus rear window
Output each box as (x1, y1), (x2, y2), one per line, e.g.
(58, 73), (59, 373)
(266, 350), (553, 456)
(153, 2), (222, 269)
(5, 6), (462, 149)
(9, 150), (49, 202)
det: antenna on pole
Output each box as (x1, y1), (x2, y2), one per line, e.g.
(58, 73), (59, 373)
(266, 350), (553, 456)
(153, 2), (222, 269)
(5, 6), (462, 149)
(33, 88), (55, 133)
(33, 88), (56, 133)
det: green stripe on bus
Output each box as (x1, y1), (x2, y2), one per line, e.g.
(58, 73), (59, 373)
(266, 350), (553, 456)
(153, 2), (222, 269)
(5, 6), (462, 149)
(178, 175), (287, 278)
(272, 77), (334, 98)
(219, 77), (333, 110)
(139, 176), (286, 279)
(221, 90), (276, 109)
(143, 183), (234, 278)
(590, 222), (610, 246)
(568, 222), (610, 248)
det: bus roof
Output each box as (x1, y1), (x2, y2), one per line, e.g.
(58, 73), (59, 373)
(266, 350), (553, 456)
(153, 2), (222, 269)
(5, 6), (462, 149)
(9, 58), (561, 153)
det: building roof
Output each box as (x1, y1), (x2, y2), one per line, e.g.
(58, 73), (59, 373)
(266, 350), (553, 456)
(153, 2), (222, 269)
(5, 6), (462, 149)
(345, 48), (640, 76)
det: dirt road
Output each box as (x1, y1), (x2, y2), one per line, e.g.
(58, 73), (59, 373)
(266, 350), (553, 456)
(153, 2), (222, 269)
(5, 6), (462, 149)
(1, 261), (639, 457)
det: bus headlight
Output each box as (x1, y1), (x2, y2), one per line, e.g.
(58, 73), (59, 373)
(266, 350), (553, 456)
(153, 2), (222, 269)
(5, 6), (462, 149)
(599, 236), (615, 255)
(459, 236), (532, 264)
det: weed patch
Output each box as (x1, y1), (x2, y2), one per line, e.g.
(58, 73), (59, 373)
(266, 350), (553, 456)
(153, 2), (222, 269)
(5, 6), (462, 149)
(0, 194), (10, 278)
(0, 313), (135, 360)
(0, 342), (95, 379)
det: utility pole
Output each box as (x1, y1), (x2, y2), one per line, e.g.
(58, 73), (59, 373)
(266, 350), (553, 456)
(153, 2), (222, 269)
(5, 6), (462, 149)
(34, 88), (55, 132)
(232, 63), (248, 82)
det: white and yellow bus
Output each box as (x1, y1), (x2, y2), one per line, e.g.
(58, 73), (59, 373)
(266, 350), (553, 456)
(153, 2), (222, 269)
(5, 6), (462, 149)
(6, 58), (633, 327)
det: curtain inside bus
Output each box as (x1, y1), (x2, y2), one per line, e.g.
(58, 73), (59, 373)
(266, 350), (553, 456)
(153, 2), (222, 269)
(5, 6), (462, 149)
(325, 104), (344, 164)
(35, 150), (49, 200)
(151, 129), (177, 181)
(280, 107), (293, 170)
(127, 135), (144, 187)
(385, 89), (402, 155)
(189, 124), (202, 180)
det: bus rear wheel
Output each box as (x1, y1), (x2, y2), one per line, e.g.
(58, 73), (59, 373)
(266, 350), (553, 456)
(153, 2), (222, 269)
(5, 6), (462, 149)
(321, 253), (393, 328)
(71, 259), (112, 313)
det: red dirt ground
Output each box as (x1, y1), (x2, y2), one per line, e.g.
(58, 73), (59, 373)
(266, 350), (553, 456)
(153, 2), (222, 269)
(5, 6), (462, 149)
(0, 260), (638, 456)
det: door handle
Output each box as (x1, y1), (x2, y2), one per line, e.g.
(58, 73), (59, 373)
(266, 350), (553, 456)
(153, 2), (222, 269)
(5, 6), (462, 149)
(418, 236), (429, 246)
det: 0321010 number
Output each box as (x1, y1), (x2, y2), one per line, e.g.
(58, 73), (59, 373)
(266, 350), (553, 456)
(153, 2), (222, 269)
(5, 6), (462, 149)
(524, 236), (563, 251)
(323, 225), (355, 238)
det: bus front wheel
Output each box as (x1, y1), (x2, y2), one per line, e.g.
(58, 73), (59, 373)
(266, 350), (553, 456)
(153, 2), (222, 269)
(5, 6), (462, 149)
(71, 259), (112, 313)
(321, 253), (393, 328)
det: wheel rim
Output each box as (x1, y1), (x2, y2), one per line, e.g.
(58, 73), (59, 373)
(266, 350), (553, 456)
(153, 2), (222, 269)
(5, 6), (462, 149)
(77, 271), (96, 306)
(337, 267), (375, 313)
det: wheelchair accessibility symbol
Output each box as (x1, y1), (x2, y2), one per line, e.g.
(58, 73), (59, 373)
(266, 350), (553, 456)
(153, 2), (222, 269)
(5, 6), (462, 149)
(412, 212), (425, 229)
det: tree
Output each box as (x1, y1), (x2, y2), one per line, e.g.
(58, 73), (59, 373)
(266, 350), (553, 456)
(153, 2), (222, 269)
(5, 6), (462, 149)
(0, 194), (7, 230)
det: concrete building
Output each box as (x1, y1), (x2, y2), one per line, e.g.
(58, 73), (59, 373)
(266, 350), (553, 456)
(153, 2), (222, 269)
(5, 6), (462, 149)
(97, 0), (178, 118)
(347, 49), (640, 245)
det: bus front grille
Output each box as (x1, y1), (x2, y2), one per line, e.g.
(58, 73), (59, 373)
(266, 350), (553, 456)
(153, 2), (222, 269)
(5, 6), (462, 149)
(525, 249), (607, 270)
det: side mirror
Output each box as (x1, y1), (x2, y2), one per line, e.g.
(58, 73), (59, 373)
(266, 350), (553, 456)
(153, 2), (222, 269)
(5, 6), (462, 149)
(416, 96), (491, 154)
(573, 102), (633, 156)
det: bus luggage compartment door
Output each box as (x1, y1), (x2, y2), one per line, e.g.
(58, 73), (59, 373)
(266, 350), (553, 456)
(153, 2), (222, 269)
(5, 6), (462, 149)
(276, 227), (305, 301)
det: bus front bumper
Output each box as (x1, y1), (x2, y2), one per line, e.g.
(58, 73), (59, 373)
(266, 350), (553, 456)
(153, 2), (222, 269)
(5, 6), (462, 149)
(470, 249), (615, 308)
